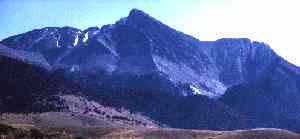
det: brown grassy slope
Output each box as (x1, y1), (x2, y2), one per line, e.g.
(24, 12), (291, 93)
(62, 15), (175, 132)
(0, 123), (299, 139)
(0, 123), (73, 139)
(102, 128), (300, 139)
(1, 113), (300, 139)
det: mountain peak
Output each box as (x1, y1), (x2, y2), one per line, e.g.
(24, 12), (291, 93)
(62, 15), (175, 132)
(128, 8), (149, 17)
(116, 8), (162, 27)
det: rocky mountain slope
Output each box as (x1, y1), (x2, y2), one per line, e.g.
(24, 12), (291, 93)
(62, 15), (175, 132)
(1, 9), (300, 132)
(1, 9), (281, 98)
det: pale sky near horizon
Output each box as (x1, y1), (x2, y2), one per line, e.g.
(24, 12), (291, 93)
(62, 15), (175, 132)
(1, 0), (300, 66)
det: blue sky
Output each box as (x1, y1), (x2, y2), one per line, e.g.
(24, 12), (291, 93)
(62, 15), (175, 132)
(0, 0), (203, 39)
(1, 0), (300, 66)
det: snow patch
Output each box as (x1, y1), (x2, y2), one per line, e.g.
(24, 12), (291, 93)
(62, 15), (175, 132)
(190, 85), (204, 95)
(56, 40), (61, 48)
(92, 30), (100, 35)
(70, 65), (79, 72)
(83, 32), (89, 43)
(73, 34), (79, 46)
(189, 85), (218, 98)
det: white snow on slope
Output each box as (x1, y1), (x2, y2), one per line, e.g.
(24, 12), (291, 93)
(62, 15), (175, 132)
(189, 85), (218, 97)
(190, 85), (203, 95)
(74, 34), (79, 46)
(70, 65), (79, 72)
(83, 32), (89, 43)
(56, 40), (61, 48)
(92, 30), (100, 35)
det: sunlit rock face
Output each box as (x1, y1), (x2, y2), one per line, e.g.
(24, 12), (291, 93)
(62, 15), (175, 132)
(0, 9), (292, 98)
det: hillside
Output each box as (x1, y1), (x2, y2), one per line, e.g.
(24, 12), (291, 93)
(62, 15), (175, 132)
(0, 122), (299, 139)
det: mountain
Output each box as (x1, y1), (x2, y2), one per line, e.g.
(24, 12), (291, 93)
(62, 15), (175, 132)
(1, 9), (279, 98)
(1, 8), (300, 132)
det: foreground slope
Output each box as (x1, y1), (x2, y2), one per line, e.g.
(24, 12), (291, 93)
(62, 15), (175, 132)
(102, 128), (300, 139)
(0, 122), (299, 139)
